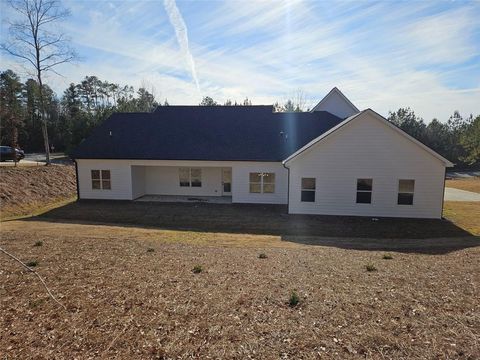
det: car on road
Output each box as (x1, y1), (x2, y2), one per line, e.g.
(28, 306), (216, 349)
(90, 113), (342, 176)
(0, 146), (25, 162)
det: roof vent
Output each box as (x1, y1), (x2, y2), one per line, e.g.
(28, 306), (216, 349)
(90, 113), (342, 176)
(109, 131), (112, 137)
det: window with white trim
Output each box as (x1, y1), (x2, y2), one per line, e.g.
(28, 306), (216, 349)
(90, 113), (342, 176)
(91, 170), (111, 190)
(179, 168), (202, 187)
(356, 179), (372, 203)
(398, 179), (415, 205)
(301, 178), (316, 202)
(249, 172), (275, 193)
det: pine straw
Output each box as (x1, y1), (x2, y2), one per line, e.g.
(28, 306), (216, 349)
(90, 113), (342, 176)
(1, 220), (479, 359)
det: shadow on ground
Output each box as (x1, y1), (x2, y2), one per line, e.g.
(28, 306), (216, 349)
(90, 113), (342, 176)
(31, 200), (479, 254)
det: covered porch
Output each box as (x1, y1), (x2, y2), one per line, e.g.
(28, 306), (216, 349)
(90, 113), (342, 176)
(131, 165), (232, 200)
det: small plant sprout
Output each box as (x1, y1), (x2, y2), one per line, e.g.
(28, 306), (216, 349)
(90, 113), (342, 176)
(383, 254), (393, 260)
(192, 265), (203, 274)
(289, 290), (300, 307)
(258, 253), (268, 259)
(34, 241), (43, 247)
(26, 260), (38, 267)
(365, 263), (377, 272)
(146, 248), (155, 253)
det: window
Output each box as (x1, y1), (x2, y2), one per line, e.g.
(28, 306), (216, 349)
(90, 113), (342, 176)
(398, 179), (415, 205)
(179, 168), (202, 187)
(91, 170), (111, 190)
(356, 178), (372, 203)
(301, 178), (316, 202)
(249, 172), (275, 193)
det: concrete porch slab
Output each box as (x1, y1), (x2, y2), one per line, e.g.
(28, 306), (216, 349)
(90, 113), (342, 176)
(135, 195), (232, 204)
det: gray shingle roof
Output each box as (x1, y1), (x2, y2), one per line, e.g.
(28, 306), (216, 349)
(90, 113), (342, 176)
(71, 106), (344, 161)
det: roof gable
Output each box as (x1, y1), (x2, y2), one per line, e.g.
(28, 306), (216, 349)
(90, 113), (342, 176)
(283, 109), (454, 167)
(311, 87), (359, 119)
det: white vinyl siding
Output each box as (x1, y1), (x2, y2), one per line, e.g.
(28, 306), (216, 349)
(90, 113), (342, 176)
(286, 112), (446, 218)
(77, 160), (288, 203)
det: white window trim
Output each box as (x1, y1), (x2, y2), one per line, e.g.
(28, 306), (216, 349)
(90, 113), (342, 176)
(356, 178), (373, 204)
(300, 177), (316, 202)
(91, 169), (111, 190)
(179, 168), (202, 187)
(249, 172), (275, 194)
(397, 179), (415, 205)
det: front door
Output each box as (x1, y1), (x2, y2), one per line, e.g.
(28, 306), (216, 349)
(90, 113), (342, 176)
(222, 168), (232, 196)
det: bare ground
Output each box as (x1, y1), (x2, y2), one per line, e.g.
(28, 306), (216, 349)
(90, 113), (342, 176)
(1, 220), (479, 359)
(0, 165), (76, 219)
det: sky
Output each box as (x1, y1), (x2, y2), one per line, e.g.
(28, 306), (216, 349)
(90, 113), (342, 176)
(1, 0), (479, 122)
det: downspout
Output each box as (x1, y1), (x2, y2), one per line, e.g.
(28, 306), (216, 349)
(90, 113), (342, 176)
(441, 166), (447, 219)
(74, 159), (80, 201)
(282, 161), (290, 214)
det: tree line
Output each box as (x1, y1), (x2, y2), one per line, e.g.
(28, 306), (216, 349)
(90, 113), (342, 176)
(1, 68), (478, 168)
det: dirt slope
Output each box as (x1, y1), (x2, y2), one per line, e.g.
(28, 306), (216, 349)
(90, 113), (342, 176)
(0, 165), (76, 218)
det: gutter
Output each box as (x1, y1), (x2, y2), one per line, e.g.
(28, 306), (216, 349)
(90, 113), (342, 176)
(282, 161), (290, 214)
(73, 159), (80, 201)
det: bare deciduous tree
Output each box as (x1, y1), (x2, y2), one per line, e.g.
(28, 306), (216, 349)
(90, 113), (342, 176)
(1, 0), (76, 164)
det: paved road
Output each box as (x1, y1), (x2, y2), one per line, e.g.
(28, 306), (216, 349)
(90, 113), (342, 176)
(447, 171), (480, 179)
(444, 187), (480, 201)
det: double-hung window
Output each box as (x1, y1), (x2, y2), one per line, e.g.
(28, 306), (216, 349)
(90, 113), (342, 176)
(356, 179), (372, 203)
(91, 170), (111, 190)
(249, 172), (275, 193)
(301, 178), (316, 202)
(179, 168), (202, 187)
(398, 179), (415, 205)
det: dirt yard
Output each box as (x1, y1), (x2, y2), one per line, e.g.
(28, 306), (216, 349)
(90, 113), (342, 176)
(446, 177), (480, 193)
(0, 165), (77, 219)
(0, 220), (478, 359)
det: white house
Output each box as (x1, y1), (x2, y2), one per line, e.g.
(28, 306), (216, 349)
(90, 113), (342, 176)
(72, 88), (453, 219)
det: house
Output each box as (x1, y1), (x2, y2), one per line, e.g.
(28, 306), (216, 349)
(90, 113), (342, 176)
(72, 88), (453, 219)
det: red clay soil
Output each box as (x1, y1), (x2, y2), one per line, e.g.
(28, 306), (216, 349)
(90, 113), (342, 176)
(0, 165), (76, 218)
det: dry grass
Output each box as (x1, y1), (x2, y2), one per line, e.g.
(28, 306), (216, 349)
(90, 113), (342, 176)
(443, 201), (480, 236)
(446, 177), (480, 193)
(1, 219), (479, 359)
(0, 165), (77, 220)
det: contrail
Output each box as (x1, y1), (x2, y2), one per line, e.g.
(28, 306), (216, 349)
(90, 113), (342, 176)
(163, 0), (200, 91)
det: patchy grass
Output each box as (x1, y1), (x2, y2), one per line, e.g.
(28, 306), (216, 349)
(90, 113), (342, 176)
(288, 290), (300, 307)
(446, 177), (480, 193)
(33, 240), (43, 247)
(443, 201), (480, 236)
(258, 252), (268, 259)
(1, 219), (479, 359)
(382, 253), (393, 260)
(25, 260), (38, 267)
(365, 263), (377, 272)
(192, 265), (203, 274)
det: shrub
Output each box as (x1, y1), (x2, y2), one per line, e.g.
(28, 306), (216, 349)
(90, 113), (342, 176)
(383, 254), (393, 260)
(192, 265), (203, 274)
(365, 263), (377, 272)
(26, 260), (38, 267)
(33, 241), (43, 247)
(289, 290), (300, 307)
(146, 248), (155, 253)
(258, 253), (268, 259)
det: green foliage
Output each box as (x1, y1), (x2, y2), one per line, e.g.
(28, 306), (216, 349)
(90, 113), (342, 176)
(288, 290), (300, 307)
(460, 116), (480, 166)
(34, 241), (43, 247)
(388, 107), (476, 168)
(192, 265), (203, 274)
(365, 263), (377, 272)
